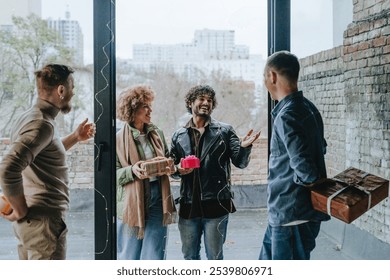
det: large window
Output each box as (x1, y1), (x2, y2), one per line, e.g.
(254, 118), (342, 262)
(291, 0), (352, 57)
(116, 0), (268, 260)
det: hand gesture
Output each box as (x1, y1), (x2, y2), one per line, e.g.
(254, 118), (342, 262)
(75, 118), (96, 142)
(241, 129), (261, 148)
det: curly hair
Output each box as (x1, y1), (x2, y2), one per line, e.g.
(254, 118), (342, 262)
(116, 85), (155, 123)
(185, 85), (218, 114)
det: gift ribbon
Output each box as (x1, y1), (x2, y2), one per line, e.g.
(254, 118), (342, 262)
(326, 179), (372, 216)
(327, 186), (348, 216)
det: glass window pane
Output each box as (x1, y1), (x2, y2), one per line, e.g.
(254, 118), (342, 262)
(291, 0), (353, 57)
(116, 0), (268, 260)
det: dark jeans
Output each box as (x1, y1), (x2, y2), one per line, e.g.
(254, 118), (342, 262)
(259, 221), (321, 260)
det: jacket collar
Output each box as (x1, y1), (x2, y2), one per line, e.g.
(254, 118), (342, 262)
(271, 91), (303, 119)
(127, 122), (159, 139)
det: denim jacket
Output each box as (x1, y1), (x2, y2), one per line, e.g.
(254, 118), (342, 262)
(267, 91), (330, 226)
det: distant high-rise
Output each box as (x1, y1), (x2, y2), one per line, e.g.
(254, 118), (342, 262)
(0, 0), (84, 66)
(194, 29), (236, 59)
(133, 29), (249, 62)
(47, 10), (84, 66)
(0, 0), (41, 27)
(131, 29), (261, 85)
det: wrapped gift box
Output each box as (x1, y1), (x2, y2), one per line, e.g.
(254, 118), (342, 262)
(311, 167), (389, 224)
(181, 155), (200, 168)
(140, 156), (175, 177)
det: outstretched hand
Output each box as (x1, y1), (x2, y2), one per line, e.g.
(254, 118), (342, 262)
(75, 118), (96, 142)
(241, 129), (261, 148)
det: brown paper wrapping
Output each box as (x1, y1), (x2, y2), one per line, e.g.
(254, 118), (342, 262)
(311, 167), (389, 223)
(140, 156), (175, 177)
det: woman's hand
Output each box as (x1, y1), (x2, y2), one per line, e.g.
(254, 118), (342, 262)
(132, 161), (147, 180)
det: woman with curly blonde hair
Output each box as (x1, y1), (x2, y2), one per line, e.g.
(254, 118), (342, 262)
(116, 85), (176, 260)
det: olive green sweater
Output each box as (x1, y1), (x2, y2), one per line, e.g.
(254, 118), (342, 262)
(0, 99), (69, 212)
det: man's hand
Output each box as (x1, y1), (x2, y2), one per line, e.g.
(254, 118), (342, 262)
(75, 118), (96, 142)
(0, 194), (28, 222)
(62, 118), (96, 150)
(241, 129), (261, 148)
(177, 158), (194, 175)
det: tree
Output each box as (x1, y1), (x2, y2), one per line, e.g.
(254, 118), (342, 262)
(116, 62), (263, 139)
(0, 14), (74, 137)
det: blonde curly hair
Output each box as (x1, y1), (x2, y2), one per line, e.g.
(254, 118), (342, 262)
(116, 85), (155, 123)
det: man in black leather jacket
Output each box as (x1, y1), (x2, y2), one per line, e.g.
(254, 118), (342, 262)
(170, 85), (260, 260)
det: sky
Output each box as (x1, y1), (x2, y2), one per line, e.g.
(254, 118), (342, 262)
(41, 0), (334, 65)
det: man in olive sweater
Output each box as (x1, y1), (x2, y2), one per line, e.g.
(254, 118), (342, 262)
(0, 64), (95, 260)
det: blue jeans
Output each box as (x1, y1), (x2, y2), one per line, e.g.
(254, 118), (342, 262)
(117, 181), (168, 260)
(259, 221), (321, 260)
(178, 214), (229, 260)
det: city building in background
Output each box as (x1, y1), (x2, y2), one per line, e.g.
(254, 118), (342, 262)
(0, 0), (41, 28)
(47, 9), (84, 66)
(131, 29), (264, 86)
(0, 0), (84, 66)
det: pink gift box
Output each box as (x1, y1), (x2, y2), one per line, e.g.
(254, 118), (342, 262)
(181, 155), (200, 168)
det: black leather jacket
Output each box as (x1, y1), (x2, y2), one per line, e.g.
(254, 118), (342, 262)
(170, 118), (252, 204)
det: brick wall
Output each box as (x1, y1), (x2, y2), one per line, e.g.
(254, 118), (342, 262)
(299, 0), (390, 244)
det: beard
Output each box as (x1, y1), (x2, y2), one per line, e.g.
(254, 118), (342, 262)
(60, 93), (73, 114)
(60, 103), (72, 114)
(61, 105), (72, 115)
(193, 107), (212, 117)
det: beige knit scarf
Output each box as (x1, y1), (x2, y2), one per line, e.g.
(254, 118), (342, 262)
(116, 124), (176, 239)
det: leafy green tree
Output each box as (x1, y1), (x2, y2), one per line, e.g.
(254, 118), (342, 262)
(0, 14), (74, 137)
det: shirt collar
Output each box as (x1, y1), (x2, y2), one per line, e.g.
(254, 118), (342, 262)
(184, 117), (211, 129)
(271, 91), (303, 118)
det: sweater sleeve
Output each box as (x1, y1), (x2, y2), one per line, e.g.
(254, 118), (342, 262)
(0, 120), (53, 197)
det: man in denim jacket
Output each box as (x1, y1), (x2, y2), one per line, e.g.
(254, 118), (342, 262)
(259, 51), (330, 260)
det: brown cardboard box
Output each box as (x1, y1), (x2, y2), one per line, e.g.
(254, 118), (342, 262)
(140, 157), (175, 177)
(311, 167), (389, 224)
